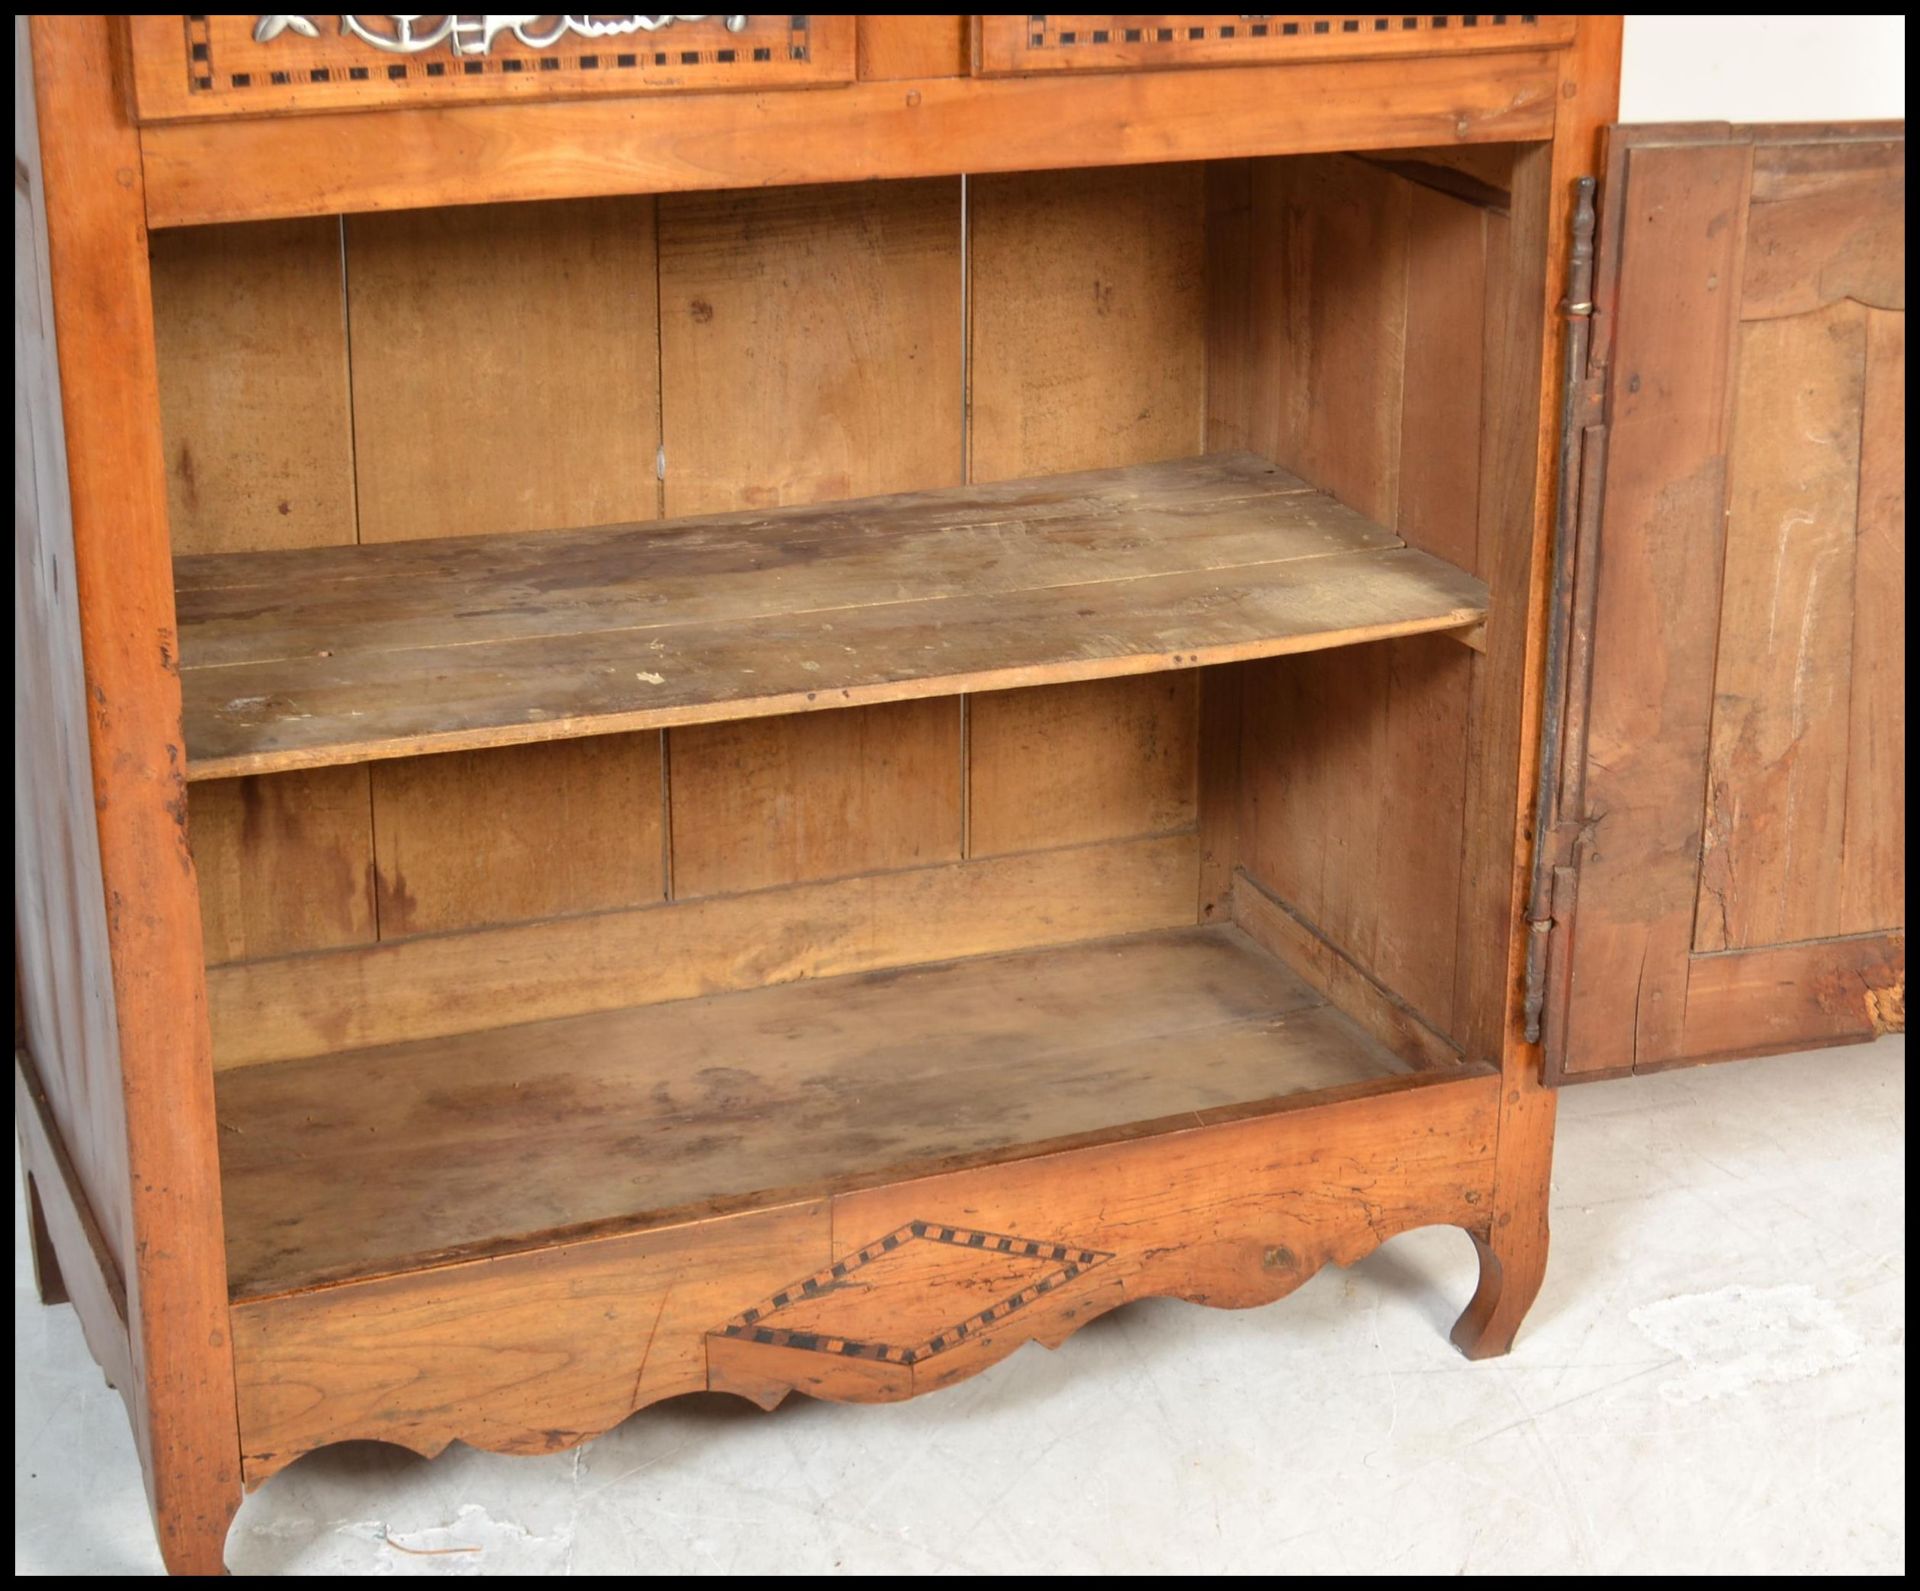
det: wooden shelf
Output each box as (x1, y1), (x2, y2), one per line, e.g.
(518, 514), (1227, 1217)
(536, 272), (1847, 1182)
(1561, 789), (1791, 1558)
(214, 924), (1484, 1300)
(176, 453), (1489, 781)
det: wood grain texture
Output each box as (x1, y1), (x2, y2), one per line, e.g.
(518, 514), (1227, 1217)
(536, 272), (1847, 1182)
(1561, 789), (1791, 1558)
(371, 735), (665, 939)
(856, 15), (967, 80)
(732, 1067), (1500, 1406)
(1678, 934), (1905, 1066)
(659, 179), (963, 515)
(149, 219), (357, 555)
(1555, 138), (1751, 1076)
(1695, 302), (1866, 952)
(234, 1066), (1498, 1479)
(232, 1202), (830, 1485)
(1250, 153), (1410, 524)
(967, 675), (1198, 858)
(347, 198), (661, 543)
(1841, 310), (1905, 936)
(139, 49), (1561, 229)
(173, 455), (1488, 781)
(216, 924), (1415, 1297)
(23, 18), (241, 1574)
(670, 701), (960, 897)
(208, 834), (1199, 1067)
(189, 768), (375, 965)
(968, 163), (1205, 480)
(1232, 869), (1463, 1073)
(1553, 122), (1905, 1075)
(1742, 138), (1904, 319)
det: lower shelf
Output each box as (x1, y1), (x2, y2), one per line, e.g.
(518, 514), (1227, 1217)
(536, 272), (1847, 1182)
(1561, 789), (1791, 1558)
(216, 923), (1451, 1299)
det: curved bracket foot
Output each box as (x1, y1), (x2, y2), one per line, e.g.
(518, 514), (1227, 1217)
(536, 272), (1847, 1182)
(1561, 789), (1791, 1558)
(1449, 1225), (1548, 1361)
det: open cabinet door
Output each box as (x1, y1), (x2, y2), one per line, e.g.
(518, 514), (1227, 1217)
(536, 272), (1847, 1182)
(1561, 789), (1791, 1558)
(1540, 123), (1905, 1082)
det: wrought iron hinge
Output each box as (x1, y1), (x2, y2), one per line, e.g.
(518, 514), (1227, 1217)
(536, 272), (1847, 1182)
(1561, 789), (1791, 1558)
(1521, 174), (1599, 1048)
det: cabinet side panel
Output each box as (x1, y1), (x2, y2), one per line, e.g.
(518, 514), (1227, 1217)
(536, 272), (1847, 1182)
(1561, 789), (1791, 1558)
(14, 25), (135, 1293)
(24, 16), (241, 1574)
(1234, 155), (1485, 1041)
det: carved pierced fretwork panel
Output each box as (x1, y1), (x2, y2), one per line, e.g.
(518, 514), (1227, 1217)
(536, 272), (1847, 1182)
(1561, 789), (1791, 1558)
(124, 15), (856, 123)
(972, 13), (1576, 75)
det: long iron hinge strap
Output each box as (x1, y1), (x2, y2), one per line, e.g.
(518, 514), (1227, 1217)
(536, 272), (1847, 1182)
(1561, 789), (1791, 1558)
(1522, 173), (1598, 1047)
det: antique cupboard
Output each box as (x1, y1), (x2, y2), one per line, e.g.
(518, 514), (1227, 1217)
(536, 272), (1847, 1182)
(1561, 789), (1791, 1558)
(13, 14), (1904, 1574)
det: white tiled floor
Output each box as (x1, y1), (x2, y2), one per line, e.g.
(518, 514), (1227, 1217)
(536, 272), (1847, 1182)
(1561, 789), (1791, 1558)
(15, 1036), (1906, 1575)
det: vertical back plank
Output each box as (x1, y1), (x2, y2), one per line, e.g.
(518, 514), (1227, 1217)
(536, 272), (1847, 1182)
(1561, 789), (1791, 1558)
(190, 769), (376, 966)
(150, 219), (357, 555)
(658, 178), (964, 515)
(1840, 308), (1906, 935)
(967, 164), (1206, 874)
(1204, 160), (1255, 453)
(348, 197), (661, 543)
(969, 163), (1205, 479)
(969, 675), (1199, 859)
(670, 701), (962, 898)
(371, 736), (665, 940)
(1694, 302), (1866, 950)
(657, 179), (966, 897)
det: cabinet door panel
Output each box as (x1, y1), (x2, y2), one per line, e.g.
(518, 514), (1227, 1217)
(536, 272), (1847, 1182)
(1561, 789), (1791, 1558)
(1545, 124), (1905, 1080)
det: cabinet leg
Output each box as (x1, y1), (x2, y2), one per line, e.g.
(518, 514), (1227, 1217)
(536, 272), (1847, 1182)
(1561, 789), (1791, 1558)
(1448, 1223), (1548, 1360)
(24, 1169), (69, 1305)
(155, 1491), (240, 1577)
(1450, 1083), (1554, 1360)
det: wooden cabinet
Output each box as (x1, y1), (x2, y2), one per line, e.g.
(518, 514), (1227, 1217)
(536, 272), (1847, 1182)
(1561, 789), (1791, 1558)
(12, 15), (1902, 1575)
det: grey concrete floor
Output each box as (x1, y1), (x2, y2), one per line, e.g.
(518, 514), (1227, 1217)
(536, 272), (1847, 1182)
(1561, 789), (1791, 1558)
(15, 1036), (1906, 1575)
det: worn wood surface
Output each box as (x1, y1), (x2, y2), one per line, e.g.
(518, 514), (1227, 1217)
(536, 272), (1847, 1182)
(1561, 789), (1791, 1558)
(148, 219), (357, 556)
(21, 17), (242, 1575)
(217, 924), (1416, 1297)
(174, 454), (1487, 780)
(968, 164), (1204, 480)
(1226, 155), (1494, 1048)
(671, 702), (961, 897)
(723, 1068), (1498, 1406)
(189, 768), (376, 965)
(139, 49), (1561, 230)
(1232, 870), (1463, 1072)
(234, 1066), (1497, 1481)
(208, 834), (1198, 1068)
(233, 1201), (830, 1486)
(968, 676), (1198, 858)
(660, 180), (963, 515)
(1555, 138), (1751, 1075)
(1550, 122), (1905, 1077)
(348, 198), (662, 543)
(371, 735), (665, 938)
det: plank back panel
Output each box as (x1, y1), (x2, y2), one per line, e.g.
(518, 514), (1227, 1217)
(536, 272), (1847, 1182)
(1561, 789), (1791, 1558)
(347, 197), (661, 544)
(670, 701), (961, 898)
(657, 177), (967, 903)
(967, 163), (1208, 873)
(207, 834), (1200, 1068)
(149, 219), (357, 555)
(371, 735), (665, 940)
(190, 769), (375, 965)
